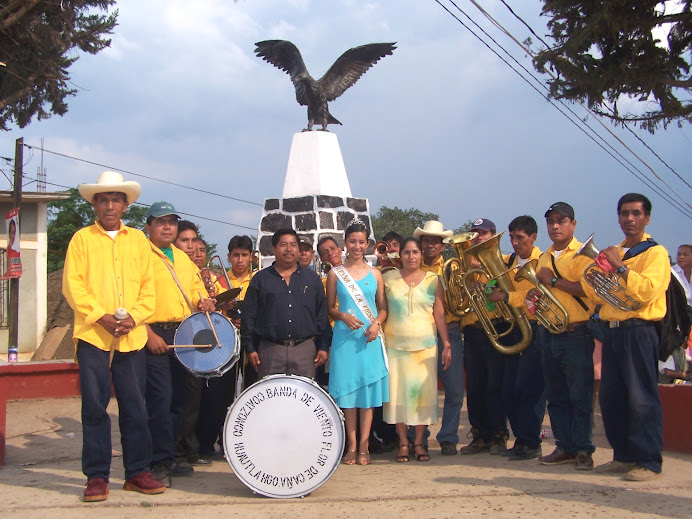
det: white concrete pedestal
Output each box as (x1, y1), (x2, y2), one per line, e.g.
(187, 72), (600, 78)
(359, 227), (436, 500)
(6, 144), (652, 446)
(282, 132), (352, 198)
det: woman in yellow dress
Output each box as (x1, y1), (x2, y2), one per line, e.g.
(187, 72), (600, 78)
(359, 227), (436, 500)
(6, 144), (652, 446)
(383, 237), (451, 462)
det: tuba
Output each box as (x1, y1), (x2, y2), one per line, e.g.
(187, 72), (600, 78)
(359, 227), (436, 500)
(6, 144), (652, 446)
(576, 234), (641, 311)
(442, 232), (478, 317)
(514, 259), (569, 334)
(461, 232), (533, 355)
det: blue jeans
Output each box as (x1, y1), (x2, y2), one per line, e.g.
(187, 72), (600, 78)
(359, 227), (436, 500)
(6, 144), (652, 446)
(436, 322), (464, 445)
(78, 341), (151, 481)
(463, 325), (507, 440)
(145, 326), (188, 467)
(539, 325), (594, 454)
(600, 324), (663, 473)
(502, 323), (545, 449)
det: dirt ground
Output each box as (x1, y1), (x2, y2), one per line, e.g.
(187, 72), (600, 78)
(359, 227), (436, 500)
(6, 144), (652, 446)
(2, 396), (691, 518)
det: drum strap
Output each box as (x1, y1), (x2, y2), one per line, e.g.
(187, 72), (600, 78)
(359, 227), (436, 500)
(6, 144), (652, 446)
(332, 265), (388, 370)
(151, 246), (196, 314)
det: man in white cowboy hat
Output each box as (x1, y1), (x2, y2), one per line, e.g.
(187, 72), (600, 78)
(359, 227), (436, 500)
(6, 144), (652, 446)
(412, 220), (465, 456)
(63, 171), (165, 502)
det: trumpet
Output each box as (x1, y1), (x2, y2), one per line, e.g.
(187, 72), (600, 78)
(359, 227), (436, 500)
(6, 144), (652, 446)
(375, 240), (401, 272)
(576, 234), (641, 311)
(461, 232), (533, 355)
(442, 232), (477, 317)
(514, 259), (569, 334)
(375, 240), (389, 256)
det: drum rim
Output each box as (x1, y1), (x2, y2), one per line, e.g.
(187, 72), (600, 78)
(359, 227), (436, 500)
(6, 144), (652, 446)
(223, 373), (345, 499)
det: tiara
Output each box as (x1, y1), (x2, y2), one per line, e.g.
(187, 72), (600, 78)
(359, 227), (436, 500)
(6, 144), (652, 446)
(346, 217), (366, 228)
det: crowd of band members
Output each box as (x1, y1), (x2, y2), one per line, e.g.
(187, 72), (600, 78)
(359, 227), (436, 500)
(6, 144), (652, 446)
(63, 170), (684, 502)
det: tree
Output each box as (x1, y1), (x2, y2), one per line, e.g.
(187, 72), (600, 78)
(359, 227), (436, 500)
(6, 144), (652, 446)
(371, 206), (440, 240)
(0, 1), (118, 130)
(47, 188), (147, 272)
(534, 1), (692, 133)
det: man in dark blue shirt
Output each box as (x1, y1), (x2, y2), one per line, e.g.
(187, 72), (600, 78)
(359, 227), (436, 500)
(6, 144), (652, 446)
(241, 229), (330, 379)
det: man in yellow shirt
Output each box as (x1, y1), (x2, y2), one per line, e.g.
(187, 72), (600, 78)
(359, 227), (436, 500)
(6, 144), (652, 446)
(143, 202), (215, 487)
(591, 193), (669, 481)
(487, 216), (545, 460)
(413, 220), (463, 456)
(533, 202), (595, 470)
(63, 171), (165, 502)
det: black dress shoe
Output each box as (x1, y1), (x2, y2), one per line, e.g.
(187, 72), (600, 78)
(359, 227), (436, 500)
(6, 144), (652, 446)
(188, 457), (212, 466)
(509, 445), (542, 461)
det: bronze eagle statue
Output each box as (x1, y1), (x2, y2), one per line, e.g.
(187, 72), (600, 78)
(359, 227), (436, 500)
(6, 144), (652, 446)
(254, 40), (396, 131)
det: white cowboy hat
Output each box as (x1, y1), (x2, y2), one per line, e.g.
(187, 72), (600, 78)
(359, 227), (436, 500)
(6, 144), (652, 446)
(413, 220), (453, 240)
(78, 171), (141, 204)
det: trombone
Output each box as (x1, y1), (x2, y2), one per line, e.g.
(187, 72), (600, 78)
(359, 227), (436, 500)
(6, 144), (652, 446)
(514, 259), (569, 334)
(461, 232), (533, 355)
(576, 234), (641, 311)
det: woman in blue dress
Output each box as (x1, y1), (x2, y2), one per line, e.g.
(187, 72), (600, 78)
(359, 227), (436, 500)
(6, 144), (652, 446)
(327, 219), (389, 466)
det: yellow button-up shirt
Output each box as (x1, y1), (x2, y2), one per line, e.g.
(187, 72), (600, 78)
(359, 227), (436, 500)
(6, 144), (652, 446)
(503, 246), (542, 320)
(536, 237), (594, 325)
(63, 221), (155, 353)
(421, 255), (460, 324)
(228, 270), (254, 300)
(591, 233), (670, 322)
(146, 242), (206, 323)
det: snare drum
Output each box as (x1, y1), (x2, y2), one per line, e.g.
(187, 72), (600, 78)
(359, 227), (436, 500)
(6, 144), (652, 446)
(174, 312), (240, 378)
(223, 374), (345, 498)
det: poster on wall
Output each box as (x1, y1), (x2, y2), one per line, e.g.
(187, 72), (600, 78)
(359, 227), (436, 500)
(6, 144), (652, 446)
(2, 208), (22, 279)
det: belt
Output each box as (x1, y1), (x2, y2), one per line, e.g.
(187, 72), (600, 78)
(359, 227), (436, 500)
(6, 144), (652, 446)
(470, 318), (505, 329)
(608, 318), (651, 329)
(263, 336), (315, 347)
(150, 322), (181, 330)
(564, 320), (588, 332)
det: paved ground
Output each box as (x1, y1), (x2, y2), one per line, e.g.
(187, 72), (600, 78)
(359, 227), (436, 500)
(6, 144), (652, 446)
(2, 396), (691, 518)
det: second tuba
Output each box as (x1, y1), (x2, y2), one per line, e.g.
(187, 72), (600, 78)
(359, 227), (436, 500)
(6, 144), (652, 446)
(461, 232), (533, 355)
(442, 232), (477, 317)
(576, 234), (641, 311)
(514, 259), (569, 334)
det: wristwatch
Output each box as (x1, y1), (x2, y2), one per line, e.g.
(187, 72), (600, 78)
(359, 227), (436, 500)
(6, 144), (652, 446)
(615, 265), (627, 275)
(550, 277), (558, 287)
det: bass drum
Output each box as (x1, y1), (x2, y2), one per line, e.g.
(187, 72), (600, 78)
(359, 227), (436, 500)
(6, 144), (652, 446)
(173, 312), (240, 378)
(223, 374), (345, 498)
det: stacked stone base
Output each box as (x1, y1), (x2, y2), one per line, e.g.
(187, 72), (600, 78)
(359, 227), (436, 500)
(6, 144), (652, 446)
(258, 195), (374, 258)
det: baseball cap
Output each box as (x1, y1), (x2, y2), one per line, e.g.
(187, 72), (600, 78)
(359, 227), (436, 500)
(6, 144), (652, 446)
(470, 218), (496, 233)
(544, 202), (574, 220)
(146, 201), (180, 220)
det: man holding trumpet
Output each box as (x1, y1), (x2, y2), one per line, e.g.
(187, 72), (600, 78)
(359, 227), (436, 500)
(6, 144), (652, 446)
(586, 193), (669, 481)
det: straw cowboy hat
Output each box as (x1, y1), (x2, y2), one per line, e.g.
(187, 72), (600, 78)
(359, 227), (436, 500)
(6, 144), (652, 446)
(78, 171), (141, 204)
(413, 220), (453, 240)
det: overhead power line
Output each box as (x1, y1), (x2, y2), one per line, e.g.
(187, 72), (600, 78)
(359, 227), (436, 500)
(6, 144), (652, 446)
(25, 176), (257, 231)
(21, 142), (263, 207)
(433, 0), (692, 220)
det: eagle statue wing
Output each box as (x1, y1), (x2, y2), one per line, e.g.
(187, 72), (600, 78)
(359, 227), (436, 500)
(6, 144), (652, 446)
(318, 42), (396, 102)
(254, 40), (310, 106)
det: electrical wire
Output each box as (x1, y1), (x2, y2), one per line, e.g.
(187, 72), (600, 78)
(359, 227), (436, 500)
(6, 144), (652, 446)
(21, 143), (263, 207)
(24, 176), (258, 231)
(434, 0), (692, 219)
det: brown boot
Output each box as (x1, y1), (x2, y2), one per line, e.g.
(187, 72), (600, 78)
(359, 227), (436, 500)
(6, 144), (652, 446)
(459, 428), (490, 455)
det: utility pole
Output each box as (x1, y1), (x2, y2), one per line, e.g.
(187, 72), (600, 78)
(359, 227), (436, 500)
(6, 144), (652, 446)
(7, 137), (22, 361)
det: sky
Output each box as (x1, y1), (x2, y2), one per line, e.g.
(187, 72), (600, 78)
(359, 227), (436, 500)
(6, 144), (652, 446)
(1, 0), (690, 258)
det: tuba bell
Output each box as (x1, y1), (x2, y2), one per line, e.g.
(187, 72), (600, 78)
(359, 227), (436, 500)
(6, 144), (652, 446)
(461, 232), (533, 355)
(442, 232), (478, 317)
(514, 259), (569, 334)
(576, 234), (641, 311)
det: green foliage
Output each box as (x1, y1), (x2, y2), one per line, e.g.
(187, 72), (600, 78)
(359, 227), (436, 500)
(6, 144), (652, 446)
(534, 1), (692, 133)
(371, 206), (440, 240)
(0, 1), (118, 130)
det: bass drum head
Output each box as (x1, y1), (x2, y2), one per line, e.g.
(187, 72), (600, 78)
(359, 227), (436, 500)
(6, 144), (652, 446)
(174, 312), (239, 377)
(224, 374), (345, 498)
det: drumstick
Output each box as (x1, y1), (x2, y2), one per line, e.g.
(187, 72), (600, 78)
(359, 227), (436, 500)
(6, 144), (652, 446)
(168, 344), (212, 348)
(109, 308), (128, 367)
(199, 291), (222, 348)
